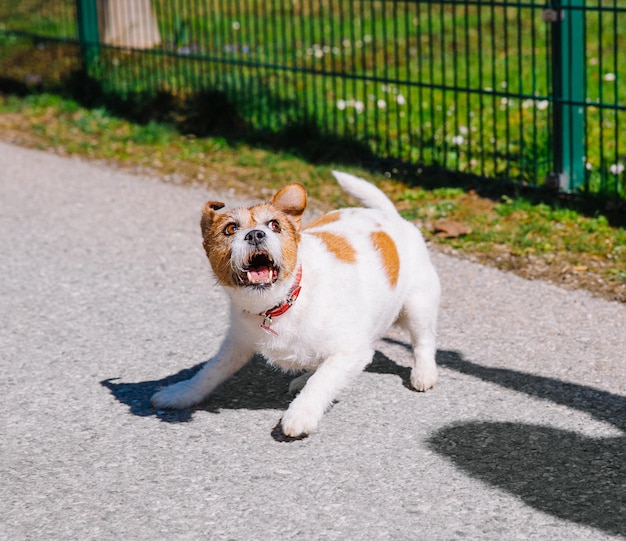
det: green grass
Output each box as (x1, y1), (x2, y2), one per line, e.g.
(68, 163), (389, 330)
(1, 0), (625, 197)
(1, 92), (624, 302)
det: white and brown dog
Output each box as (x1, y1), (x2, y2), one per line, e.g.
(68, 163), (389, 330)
(151, 172), (440, 437)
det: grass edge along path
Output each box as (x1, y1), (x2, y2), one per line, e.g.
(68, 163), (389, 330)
(1, 92), (624, 303)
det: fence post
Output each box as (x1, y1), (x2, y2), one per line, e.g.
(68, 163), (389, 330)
(549, 0), (586, 192)
(76, 0), (100, 69)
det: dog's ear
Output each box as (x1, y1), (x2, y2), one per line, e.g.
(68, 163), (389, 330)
(206, 201), (225, 211)
(270, 184), (307, 230)
(200, 200), (225, 238)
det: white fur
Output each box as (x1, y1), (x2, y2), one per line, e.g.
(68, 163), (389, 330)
(152, 172), (441, 437)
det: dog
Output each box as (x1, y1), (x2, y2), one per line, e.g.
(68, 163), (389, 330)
(151, 171), (441, 437)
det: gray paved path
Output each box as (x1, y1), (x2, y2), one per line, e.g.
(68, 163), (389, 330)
(1, 141), (625, 540)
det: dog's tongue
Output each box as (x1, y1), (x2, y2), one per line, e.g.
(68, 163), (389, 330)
(247, 266), (271, 284)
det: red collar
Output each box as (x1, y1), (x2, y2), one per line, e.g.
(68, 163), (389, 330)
(259, 266), (302, 336)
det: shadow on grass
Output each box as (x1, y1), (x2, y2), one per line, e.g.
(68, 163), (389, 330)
(58, 67), (380, 168)
(1, 39), (625, 225)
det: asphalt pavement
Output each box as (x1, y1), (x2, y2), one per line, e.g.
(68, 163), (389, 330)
(1, 141), (625, 540)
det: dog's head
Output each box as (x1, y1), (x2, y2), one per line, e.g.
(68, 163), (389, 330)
(200, 184), (306, 294)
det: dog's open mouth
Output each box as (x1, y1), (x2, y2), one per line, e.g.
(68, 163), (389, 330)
(241, 252), (279, 287)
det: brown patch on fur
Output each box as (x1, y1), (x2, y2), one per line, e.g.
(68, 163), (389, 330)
(206, 201), (225, 211)
(200, 211), (234, 286)
(248, 205), (268, 228)
(200, 201), (223, 242)
(311, 231), (357, 263)
(198, 182), (307, 288)
(304, 211), (342, 230)
(279, 230), (299, 280)
(254, 204), (301, 280)
(200, 201), (301, 288)
(270, 184), (307, 230)
(371, 231), (400, 287)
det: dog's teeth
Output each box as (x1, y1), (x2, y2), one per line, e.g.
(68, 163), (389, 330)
(247, 271), (253, 283)
(269, 269), (273, 281)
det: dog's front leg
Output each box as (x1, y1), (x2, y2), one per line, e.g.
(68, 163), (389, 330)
(280, 348), (374, 437)
(151, 337), (254, 410)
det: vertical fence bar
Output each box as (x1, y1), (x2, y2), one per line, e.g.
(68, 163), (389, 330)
(14, 0), (610, 200)
(550, 0), (585, 191)
(76, 0), (100, 70)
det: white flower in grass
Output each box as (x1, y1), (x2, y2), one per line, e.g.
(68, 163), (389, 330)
(604, 73), (616, 82)
(232, 21), (240, 30)
(586, 162), (593, 171)
(377, 99), (387, 109)
(451, 135), (465, 145)
(354, 101), (365, 113)
(396, 94), (406, 105)
(536, 100), (550, 110)
(336, 99), (347, 111)
(459, 126), (469, 135)
(609, 163), (624, 175)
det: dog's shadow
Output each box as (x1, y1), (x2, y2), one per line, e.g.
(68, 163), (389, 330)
(101, 351), (411, 424)
(102, 355), (296, 423)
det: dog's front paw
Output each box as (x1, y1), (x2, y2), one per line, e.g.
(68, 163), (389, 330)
(151, 380), (203, 410)
(410, 365), (438, 392)
(280, 404), (322, 438)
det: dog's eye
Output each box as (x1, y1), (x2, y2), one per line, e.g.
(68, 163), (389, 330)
(268, 220), (281, 232)
(224, 223), (238, 236)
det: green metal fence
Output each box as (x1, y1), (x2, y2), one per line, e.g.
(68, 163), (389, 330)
(1, 0), (625, 198)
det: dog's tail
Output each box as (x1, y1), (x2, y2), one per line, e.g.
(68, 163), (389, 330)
(332, 171), (399, 216)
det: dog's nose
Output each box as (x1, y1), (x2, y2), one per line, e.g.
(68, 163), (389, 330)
(245, 229), (266, 246)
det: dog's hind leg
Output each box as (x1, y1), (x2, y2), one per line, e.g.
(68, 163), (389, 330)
(400, 285), (440, 392)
